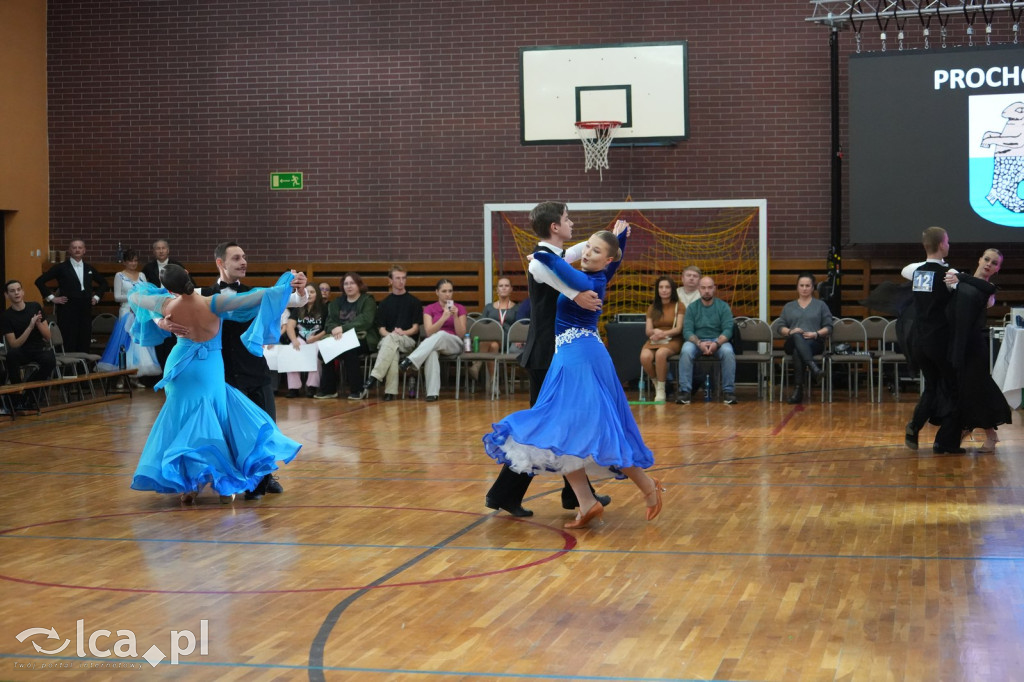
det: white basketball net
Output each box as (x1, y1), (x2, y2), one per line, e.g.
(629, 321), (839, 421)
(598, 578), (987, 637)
(575, 121), (620, 180)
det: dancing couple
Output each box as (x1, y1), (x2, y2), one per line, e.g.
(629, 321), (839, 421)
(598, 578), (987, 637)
(484, 207), (663, 529)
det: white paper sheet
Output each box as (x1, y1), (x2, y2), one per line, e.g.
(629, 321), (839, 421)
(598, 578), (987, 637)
(273, 342), (320, 372)
(317, 328), (360, 362)
(263, 345), (279, 371)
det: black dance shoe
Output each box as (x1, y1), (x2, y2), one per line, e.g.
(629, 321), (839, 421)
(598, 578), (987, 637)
(904, 421), (919, 450)
(562, 493), (612, 510)
(484, 496), (534, 517)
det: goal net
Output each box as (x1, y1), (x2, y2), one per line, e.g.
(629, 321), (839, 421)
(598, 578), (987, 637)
(483, 200), (768, 334)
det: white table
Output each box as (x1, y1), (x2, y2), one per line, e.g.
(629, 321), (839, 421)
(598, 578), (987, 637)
(991, 325), (1024, 408)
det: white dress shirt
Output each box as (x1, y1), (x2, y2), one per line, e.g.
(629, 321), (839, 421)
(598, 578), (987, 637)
(528, 241), (581, 300)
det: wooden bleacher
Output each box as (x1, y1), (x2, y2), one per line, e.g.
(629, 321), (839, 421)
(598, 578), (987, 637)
(73, 258), (1018, 325)
(0, 369), (138, 420)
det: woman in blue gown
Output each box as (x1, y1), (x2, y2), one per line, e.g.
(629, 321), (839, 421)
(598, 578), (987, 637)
(128, 264), (301, 504)
(483, 226), (663, 529)
(96, 249), (161, 379)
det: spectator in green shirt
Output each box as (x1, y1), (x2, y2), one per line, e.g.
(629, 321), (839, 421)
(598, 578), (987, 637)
(676, 276), (737, 405)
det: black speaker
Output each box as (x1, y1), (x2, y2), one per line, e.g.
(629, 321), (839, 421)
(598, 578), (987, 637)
(605, 322), (648, 385)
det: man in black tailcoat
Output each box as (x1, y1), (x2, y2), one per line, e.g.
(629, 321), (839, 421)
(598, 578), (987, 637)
(35, 239), (108, 353)
(142, 238), (191, 369)
(901, 226), (963, 454)
(201, 241), (308, 499)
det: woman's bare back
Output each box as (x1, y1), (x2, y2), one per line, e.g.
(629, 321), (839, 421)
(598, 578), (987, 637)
(163, 293), (222, 342)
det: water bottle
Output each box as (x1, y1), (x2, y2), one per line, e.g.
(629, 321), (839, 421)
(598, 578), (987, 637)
(472, 336), (480, 353)
(638, 372), (646, 401)
(117, 346), (127, 370)
(704, 373), (711, 401)
(464, 333), (472, 352)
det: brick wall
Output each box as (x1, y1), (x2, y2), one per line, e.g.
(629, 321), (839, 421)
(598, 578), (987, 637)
(45, 1), (1024, 269)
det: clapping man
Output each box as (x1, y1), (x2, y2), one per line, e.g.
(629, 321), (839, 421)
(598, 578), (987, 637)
(2, 280), (57, 402)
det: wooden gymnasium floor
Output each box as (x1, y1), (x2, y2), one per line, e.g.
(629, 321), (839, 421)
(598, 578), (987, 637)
(1, 379), (1023, 682)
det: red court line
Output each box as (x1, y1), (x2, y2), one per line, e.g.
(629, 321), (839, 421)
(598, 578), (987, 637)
(0, 505), (576, 595)
(770, 404), (805, 436)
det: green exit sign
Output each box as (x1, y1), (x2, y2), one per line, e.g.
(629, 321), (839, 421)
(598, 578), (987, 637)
(270, 172), (303, 190)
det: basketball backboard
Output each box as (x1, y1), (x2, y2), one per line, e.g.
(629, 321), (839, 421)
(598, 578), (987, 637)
(520, 42), (688, 145)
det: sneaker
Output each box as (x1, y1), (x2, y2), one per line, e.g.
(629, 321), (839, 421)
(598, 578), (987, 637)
(314, 392), (338, 399)
(723, 393), (738, 404)
(286, 389), (300, 398)
(346, 392), (363, 401)
(675, 391), (691, 405)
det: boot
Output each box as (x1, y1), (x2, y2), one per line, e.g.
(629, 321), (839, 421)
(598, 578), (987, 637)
(786, 387), (804, 404)
(654, 380), (666, 402)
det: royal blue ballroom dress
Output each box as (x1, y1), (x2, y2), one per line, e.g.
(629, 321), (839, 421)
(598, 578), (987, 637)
(128, 274), (301, 496)
(483, 236), (654, 478)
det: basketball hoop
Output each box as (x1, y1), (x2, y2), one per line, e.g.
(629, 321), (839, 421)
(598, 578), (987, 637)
(574, 121), (621, 180)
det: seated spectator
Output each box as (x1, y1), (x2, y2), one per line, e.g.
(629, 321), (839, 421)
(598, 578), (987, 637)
(356, 265), (422, 401)
(473, 276), (520, 380)
(777, 272), (831, 404)
(518, 296), (530, 318)
(675, 265), (702, 308)
(640, 276), (684, 402)
(317, 272), (379, 400)
(676, 276), (738, 405)
(283, 285), (327, 397)
(398, 278), (467, 401)
(317, 281), (332, 304)
(2, 280), (57, 393)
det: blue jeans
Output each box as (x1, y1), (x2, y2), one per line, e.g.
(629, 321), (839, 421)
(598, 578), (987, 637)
(678, 340), (736, 393)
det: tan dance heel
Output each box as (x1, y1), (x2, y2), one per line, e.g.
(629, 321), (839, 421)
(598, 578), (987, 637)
(564, 501), (604, 529)
(644, 477), (666, 521)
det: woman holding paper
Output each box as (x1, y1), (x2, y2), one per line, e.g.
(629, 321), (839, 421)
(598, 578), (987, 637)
(283, 285), (327, 397)
(317, 272), (379, 400)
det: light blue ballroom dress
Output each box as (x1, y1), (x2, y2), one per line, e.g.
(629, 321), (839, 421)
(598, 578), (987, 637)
(128, 273), (301, 496)
(483, 234), (654, 478)
(96, 272), (161, 376)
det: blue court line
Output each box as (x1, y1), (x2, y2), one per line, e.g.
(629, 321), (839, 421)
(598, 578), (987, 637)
(2, 533), (1022, 562)
(0, 653), (713, 681)
(307, 513), (496, 681)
